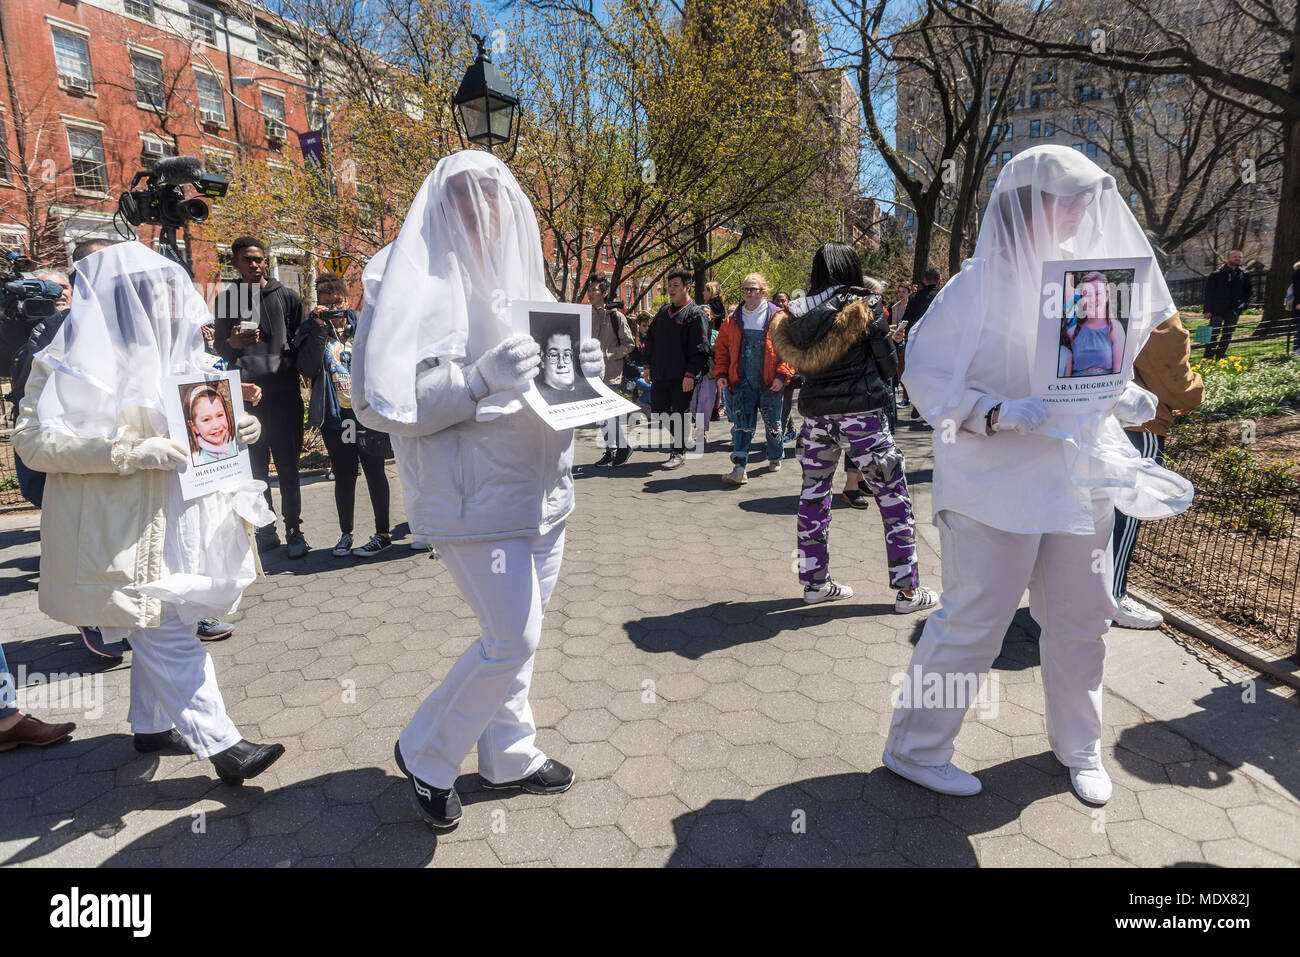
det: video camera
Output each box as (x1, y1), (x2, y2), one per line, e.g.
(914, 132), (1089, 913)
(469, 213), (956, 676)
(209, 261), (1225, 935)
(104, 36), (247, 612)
(2, 251), (61, 324)
(118, 155), (229, 230)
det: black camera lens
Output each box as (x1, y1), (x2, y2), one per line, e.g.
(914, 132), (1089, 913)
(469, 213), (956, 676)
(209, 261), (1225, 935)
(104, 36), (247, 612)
(179, 198), (210, 223)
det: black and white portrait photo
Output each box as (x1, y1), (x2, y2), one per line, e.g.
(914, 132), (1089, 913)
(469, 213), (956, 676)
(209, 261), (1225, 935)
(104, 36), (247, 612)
(530, 311), (601, 406)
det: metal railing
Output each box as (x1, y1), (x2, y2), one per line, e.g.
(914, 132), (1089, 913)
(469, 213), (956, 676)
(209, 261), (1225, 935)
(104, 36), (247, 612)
(1128, 423), (1300, 663)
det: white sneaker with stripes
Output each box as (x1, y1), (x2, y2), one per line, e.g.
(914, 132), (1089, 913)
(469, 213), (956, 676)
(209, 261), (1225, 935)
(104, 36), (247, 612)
(803, 580), (854, 604)
(895, 585), (939, 614)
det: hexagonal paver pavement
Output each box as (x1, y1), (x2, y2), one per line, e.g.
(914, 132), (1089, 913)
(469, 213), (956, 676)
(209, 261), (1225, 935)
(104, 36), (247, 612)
(2, 427), (1297, 868)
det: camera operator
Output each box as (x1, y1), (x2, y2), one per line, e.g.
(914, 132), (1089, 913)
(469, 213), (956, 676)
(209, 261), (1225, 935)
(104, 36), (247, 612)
(213, 236), (308, 558)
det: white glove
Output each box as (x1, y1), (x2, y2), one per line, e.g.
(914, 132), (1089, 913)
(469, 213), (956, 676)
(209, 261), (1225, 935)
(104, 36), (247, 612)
(237, 413), (261, 445)
(126, 437), (189, 471)
(579, 337), (603, 378)
(992, 397), (1049, 434)
(1110, 381), (1158, 429)
(466, 334), (541, 400)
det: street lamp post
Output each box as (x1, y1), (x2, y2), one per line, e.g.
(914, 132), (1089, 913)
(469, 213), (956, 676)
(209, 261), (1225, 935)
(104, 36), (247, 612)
(452, 34), (521, 161)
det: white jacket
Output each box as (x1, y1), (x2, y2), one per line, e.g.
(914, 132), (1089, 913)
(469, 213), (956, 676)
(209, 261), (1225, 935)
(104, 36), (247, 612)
(14, 358), (174, 628)
(352, 334), (574, 543)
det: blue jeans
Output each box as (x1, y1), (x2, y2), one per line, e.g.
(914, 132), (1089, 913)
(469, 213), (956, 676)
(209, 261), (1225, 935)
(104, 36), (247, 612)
(730, 377), (785, 465)
(0, 642), (17, 719)
(14, 453), (45, 509)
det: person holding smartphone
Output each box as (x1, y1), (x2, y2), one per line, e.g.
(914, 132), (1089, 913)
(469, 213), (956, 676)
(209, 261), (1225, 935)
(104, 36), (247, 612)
(295, 271), (393, 558)
(213, 236), (308, 558)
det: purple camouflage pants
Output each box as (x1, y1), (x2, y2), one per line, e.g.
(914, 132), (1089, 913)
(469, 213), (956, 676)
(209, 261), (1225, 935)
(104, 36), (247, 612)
(797, 412), (919, 590)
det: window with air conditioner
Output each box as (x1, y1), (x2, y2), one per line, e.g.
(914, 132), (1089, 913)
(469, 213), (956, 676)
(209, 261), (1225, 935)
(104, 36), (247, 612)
(67, 126), (107, 192)
(195, 72), (225, 125)
(124, 0), (155, 20)
(203, 149), (234, 177)
(189, 4), (217, 45)
(262, 90), (286, 140)
(52, 28), (94, 93)
(131, 52), (165, 109)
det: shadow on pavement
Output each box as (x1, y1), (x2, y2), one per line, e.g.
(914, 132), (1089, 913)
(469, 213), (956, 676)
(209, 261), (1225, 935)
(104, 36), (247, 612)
(1113, 682), (1300, 804)
(664, 757), (1112, 867)
(627, 598), (898, 659)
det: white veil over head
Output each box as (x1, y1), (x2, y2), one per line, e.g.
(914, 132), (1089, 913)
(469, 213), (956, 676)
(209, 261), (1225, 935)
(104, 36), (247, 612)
(906, 145), (1189, 520)
(362, 150), (555, 423)
(35, 241), (208, 440)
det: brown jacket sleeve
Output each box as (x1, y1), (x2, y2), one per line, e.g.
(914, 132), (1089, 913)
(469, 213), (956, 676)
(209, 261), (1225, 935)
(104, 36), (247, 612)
(1132, 313), (1205, 435)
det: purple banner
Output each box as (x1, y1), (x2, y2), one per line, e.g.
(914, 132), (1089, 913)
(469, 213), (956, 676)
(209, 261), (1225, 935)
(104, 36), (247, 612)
(298, 130), (324, 166)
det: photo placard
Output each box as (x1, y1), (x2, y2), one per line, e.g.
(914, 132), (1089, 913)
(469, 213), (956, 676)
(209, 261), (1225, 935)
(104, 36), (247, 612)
(162, 369), (253, 500)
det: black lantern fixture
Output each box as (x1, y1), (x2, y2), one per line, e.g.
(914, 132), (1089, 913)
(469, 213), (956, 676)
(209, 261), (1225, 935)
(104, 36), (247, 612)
(452, 34), (521, 161)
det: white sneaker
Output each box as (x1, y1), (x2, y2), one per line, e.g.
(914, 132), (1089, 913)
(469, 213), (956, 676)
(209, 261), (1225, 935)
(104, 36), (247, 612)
(663, 453), (686, 470)
(803, 580), (854, 604)
(1069, 766), (1112, 805)
(1112, 595), (1162, 629)
(882, 751), (981, 796)
(895, 585), (939, 614)
(721, 463), (748, 485)
(767, 459), (782, 472)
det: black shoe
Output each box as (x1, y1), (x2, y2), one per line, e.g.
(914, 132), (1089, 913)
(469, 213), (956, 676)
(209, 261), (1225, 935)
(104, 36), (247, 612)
(134, 729), (191, 754)
(196, 618), (234, 641)
(255, 526), (281, 553)
(210, 739), (285, 785)
(594, 450), (615, 467)
(611, 446), (632, 468)
(481, 758), (575, 795)
(394, 741), (461, 828)
(910, 407), (921, 420)
(841, 488), (871, 509)
(285, 526), (309, 560)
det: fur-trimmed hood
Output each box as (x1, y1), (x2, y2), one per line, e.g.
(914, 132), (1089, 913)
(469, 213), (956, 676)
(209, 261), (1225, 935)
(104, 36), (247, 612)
(770, 291), (880, 374)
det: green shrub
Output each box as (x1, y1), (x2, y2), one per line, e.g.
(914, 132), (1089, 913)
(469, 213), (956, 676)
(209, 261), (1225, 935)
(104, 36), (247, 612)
(0, 472), (18, 492)
(1186, 354), (1300, 421)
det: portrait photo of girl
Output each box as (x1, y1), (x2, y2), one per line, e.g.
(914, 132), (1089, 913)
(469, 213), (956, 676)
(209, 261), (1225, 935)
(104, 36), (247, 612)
(183, 381), (238, 465)
(1058, 270), (1128, 378)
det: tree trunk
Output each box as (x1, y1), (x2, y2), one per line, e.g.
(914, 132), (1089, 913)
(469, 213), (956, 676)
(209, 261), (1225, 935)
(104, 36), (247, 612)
(1259, 111), (1300, 340)
(911, 193), (940, 284)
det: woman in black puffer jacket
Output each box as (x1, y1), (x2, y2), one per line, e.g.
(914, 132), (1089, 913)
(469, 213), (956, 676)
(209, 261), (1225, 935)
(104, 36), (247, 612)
(770, 243), (937, 612)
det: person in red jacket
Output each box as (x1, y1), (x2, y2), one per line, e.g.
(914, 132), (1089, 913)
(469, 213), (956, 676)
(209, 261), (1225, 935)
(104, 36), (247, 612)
(714, 273), (795, 485)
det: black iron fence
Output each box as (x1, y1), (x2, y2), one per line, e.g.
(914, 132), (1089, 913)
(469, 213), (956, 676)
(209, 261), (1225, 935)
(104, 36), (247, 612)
(1129, 422), (1300, 663)
(1165, 266), (1271, 312)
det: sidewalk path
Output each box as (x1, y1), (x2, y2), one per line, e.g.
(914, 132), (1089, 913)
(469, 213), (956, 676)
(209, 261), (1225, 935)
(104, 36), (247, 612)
(0, 419), (1296, 867)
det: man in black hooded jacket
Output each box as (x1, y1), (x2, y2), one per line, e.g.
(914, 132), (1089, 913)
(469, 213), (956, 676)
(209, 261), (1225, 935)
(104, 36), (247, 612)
(213, 236), (307, 557)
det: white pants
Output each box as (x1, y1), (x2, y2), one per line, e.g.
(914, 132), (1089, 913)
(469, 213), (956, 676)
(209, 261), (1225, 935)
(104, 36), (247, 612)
(122, 604), (242, 759)
(399, 524), (565, 789)
(886, 499), (1117, 770)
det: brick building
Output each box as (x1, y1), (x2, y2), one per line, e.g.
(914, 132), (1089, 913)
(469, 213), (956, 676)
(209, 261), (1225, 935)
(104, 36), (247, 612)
(0, 0), (323, 291)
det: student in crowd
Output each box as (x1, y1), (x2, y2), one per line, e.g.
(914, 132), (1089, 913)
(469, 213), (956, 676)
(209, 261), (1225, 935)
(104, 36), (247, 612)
(714, 273), (793, 485)
(771, 244), (937, 612)
(642, 268), (711, 470)
(296, 271), (393, 558)
(213, 236), (308, 558)
(14, 242), (284, 783)
(1110, 314), (1204, 628)
(587, 273), (635, 467)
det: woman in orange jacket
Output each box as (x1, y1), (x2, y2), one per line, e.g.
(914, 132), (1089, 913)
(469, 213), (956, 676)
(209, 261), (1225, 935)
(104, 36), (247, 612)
(714, 273), (796, 485)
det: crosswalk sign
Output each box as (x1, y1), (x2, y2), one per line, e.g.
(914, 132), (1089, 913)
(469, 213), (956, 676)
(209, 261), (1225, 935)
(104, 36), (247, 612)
(322, 250), (352, 275)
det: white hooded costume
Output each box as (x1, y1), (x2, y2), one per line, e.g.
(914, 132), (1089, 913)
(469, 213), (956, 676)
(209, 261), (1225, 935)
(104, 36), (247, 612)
(13, 242), (272, 757)
(885, 146), (1192, 783)
(353, 151), (576, 790)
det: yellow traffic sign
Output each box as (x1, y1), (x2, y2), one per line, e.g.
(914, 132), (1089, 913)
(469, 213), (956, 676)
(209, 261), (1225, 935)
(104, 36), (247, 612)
(322, 250), (352, 275)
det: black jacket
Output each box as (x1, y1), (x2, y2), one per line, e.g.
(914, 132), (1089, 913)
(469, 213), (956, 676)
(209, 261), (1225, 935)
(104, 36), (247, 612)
(770, 289), (896, 417)
(8, 309), (67, 419)
(1204, 265), (1252, 317)
(213, 278), (305, 393)
(644, 300), (710, 382)
(899, 282), (939, 337)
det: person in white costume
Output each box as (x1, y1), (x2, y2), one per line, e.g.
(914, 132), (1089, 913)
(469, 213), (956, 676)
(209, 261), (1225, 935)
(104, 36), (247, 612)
(883, 146), (1193, 806)
(354, 150), (604, 828)
(13, 242), (285, 783)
